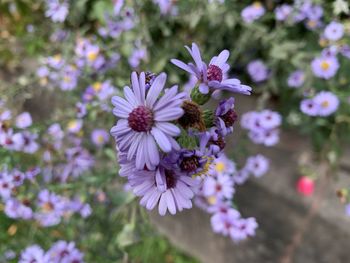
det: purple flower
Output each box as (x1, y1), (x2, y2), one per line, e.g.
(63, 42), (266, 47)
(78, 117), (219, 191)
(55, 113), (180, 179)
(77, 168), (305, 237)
(48, 240), (84, 263)
(20, 131), (39, 154)
(324, 21), (344, 41)
(0, 129), (23, 151)
(233, 169), (250, 185)
(300, 98), (319, 116)
(229, 217), (258, 242)
(128, 47), (147, 68)
(59, 65), (79, 91)
(76, 102), (87, 118)
(247, 60), (269, 83)
(311, 55), (339, 79)
(153, 0), (178, 15)
(111, 72), (185, 170)
(45, 0), (69, 23)
(203, 173), (235, 200)
(211, 154), (236, 175)
(128, 159), (198, 216)
(35, 189), (65, 227)
(313, 91), (339, 116)
(4, 198), (33, 220)
(210, 209), (240, 236)
(287, 70), (305, 88)
(91, 129), (109, 147)
(241, 2), (266, 23)
(245, 154), (269, 177)
(171, 43), (251, 95)
(177, 149), (207, 175)
(258, 110), (282, 130)
(15, 112), (32, 129)
(0, 170), (14, 199)
(215, 97), (237, 135)
(113, 0), (124, 14)
(275, 4), (292, 21)
(67, 119), (83, 134)
(19, 245), (49, 263)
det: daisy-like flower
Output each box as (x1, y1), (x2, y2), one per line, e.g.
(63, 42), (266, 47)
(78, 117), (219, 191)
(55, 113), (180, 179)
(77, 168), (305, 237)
(45, 0), (69, 23)
(247, 59), (269, 83)
(19, 245), (49, 263)
(241, 2), (266, 23)
(171, 43), (251, 96)
(311, 55), (339, 79)
(203, 173), (235, 200)
(300, 98), (319, 116)
(91, 129), (109, 147)
(111, 72), (185, 170)
(287, 70), (305, 88)
(215, 97), (238, 136)
(15, 112), (32, 129)
(324, 21), (344, 41)
(245, 154), (269, 177)
(128, 158), (198, 216)
(275, 4), (292, 21)
(313, 91), (339, 116)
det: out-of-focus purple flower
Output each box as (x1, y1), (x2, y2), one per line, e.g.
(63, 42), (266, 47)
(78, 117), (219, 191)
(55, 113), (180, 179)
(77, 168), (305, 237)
(47, 240), (85, 263)
(233, 168), (250, 185)
(35, 189), (65, 227)
(153, 0), (178, 16)
(0, 129), (24, 151)
(59, 65), (79, 91)
(313, 91), (339, 116)
(241, 2), (265, 23)
(76, 102), (87, 118)
(215, 97), (237, 136)
(113, 0), (124, 14)
(324, 21), (344, 41)
(340, 45), (350, 59)
(287, 70), (305, 88)
(45, 0), (69, 23)
(300, 98), (319, 116)
(5, 198), (33, 220)
(67, 119), (83, 134)
(211, 154), (236, 175)
(247, 59), (269, 83)
(94, 81), (116, 101)
(210, 209), (240, 237)
(275, 4), (292, 21)
(128, 47), (147, 68)
(245, 154), (269, 177)
(20, 131), (39, 154)
(171, 43), (251, 95)
(311, 55), (339, 79)
(203, 173), (235, 200)
(19, 245), (49, 263)
(0, 170), (14, 199)
(91, 129), (109, 147)
(46, 54), (64, 69)
(15, 112), (32, 129)
(111, 72), (185, 170)
(229, 217), (258, 242)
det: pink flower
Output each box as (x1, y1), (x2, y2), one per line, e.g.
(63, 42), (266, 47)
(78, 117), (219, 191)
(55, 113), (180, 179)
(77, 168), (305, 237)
(296, 176), (314, 196)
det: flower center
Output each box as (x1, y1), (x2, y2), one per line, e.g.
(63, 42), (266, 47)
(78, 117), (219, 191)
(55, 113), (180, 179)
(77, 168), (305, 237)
(321, 100), (329, 108)
(164, 169), (177, 189)
(321, 61), (330, 70)
(221, 109), (238, 127)
(178, 100), (205, 131)
(207, 65), (223, 82)
(128, 106), (154, 132)
(180, 156), (200, 173)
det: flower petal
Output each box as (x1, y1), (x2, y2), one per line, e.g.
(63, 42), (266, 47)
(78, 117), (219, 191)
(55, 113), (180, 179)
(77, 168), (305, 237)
(146, 73), (166, 108)
(151, 127), (172, 152)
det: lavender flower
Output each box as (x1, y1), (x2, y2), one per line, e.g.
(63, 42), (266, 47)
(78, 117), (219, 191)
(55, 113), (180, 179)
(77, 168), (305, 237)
(45, 0), (69, 23)
(91, 129), (109, 147)
(287, 70), (305, 88)
(311, 55), (339, 79)
(241, 2), (266, 23)
(324, 21), (344, 41)
(19, 245), (49, 263)
(15, 112), (32, 129)
(245, 154), (269, 177)
(215, 97), (238, 136)
(247, 59), (269, 83)
(275, 4), (293, 21)
(171, 43), (251, 95)
(300, 98), (319, 116)
(111, 72), (185, 170)
(203, 173), (235, 200)
(313, 91), (339, 116)
(4, 198), (33, 220)
(47, 240), (84, 263)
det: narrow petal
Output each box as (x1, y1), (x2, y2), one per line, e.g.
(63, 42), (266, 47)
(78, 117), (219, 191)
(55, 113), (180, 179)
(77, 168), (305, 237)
(111, 96), (133, 112)
(158, 193), (167, 216)
(135, 136), (146, 169)
(124, 86), (138, 107)
(151, 127), (172, 152)
(131, 72), (142, 104)
(154, 108), (184, 122)
(165, 191), (176, 215)
(156, 122), (181, 137)
(146, 73), (166, 108)
(214, 50), (229, 67)
(146, 135), (160, 166)
(110, 119), (130, 137)
(170, 59), (195, 75)
(199, 83), (209, 94)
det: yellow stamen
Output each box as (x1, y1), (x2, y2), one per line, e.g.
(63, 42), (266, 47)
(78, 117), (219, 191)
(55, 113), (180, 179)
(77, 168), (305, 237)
(215, 162), (225, 173)
(87, 51), (98, 62)
(321, 61), (330, 71)
(93, 82), (102, 92)
(321, 100), (329, 108)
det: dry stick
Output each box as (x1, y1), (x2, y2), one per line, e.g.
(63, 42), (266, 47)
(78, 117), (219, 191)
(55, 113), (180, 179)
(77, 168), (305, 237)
(279, 164), (330, 263)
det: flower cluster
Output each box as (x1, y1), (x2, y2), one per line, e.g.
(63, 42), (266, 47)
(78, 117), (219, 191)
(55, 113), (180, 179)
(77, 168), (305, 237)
(19, 241), (84, 263)
(300, 91), (339, 117)
(241, 110), (282, 146)
(111, 43), (256, 227)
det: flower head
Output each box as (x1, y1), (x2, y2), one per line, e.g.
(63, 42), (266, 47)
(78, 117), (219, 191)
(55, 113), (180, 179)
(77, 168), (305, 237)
(311, 55), (339, 79)
(324, 21), (344, 41)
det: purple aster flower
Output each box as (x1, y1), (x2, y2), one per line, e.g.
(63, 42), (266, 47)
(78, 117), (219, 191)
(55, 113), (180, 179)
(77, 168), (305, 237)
(171, 43), (251, 95)
(111, 72), (185, 170)
(324, 21), (344, 41)
(247, 59), (269, 83)
(215, 97), (238, 136)
(4, 198), (33, 220)
(48, 240), (84, 263)
(59, 65), (79, 91)
(314, 91), (339, 116)
(95, 81), (115, 101)
(177, 149), (207, 175)
(0, 129), (24, 151)
(249, 129), (280, 146)
(35, 189), (65, 227)
(275, 4), (293, 21)
(45, 0), (69, 23)
(245, 154), (269, 177)
(10, 169), (25, 187)
(0, 170), (14, 199)
(233, 168), (250, 185)
(128, 47), (147, 68)
(76, 102), (87, 118)
(210, 209), (240, 236)
(305, 4), (323, 20)
(19, 245), (49, 263)
(67, 119), (83, 134)
(15, 112), (32, 129)
(241, 2), (266, 23)
(211, 154), (236, 175)
(153, 0), (178, 15)
(230, 217), (258, 242)
(340, 44), (350, 59)
(46, 55), (64, 69)
(258, 110), (282, 130)
(91, 129), (109, 147)
(25, 167), (41, 181)
(203, 173), (235, 200)
(20, 131), (39, 154)
(128, 157), (199, 216)
(311, 55), (339, 79)
(287, 70), (305, 88)
(300, 98), (319, 116)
